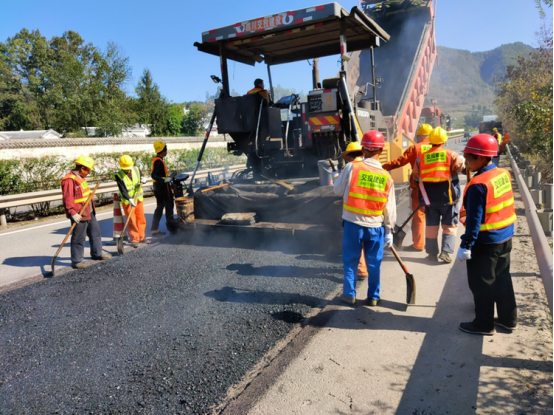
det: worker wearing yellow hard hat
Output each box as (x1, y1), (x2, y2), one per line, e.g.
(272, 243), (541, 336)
(412, 127), (465, 263)
(381, 123), (433, 251)
(61, 155), (111, 269)
(151, 140), (175, 236)
(115, 155), (149, 247)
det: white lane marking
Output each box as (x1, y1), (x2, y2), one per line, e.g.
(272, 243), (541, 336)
(0, 202), (157, 237)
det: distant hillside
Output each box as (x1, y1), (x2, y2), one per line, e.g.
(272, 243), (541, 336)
(424, 42), (534, 116)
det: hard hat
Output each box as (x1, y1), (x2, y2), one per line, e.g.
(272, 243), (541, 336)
(417, 123), (432, 137)
(154, 140), (166, 153)
(428, 127), (448, 145)
(75, 155), (94, 170)
(119, 155), (134, 169)
(493, 127), (498, 131)
(463, 134), (499, 157)
(341, 141), (363, 160)
(360, 130), (385, 150)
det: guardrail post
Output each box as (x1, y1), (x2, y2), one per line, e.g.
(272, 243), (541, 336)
(544, 183), (553, 210)
(0, 208), (7, 227)
(532, 172), (542, 190)
(538, 183), (553, 236)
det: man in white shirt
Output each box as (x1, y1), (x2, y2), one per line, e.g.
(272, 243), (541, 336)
(334, 131), (397, 306)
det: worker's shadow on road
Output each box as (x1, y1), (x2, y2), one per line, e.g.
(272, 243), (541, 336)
(225, 263), (342, 283)
(2, 255), (69, 277)
(204, 286), (326, 308)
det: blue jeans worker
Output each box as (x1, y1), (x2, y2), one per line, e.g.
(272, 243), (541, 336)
(333, 131), (396, 306)
(413, 127), (465, 263)
(457, 134), (517, 335)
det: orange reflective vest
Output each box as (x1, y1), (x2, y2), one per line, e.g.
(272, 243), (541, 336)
(247, 87), (263, 94)
(343, 161), (393, 217)
(61, 172), (91, 204)
(460, 167), (517, 232)
(414, 140), (432, 163)
(151, 157), (168, 183)
(418, 146), (454, 205)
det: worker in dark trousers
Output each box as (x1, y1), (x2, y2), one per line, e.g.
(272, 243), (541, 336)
(61, 156), (111, 269)
(150, 140), (174, 236)
(457, 134), (517, 335)
(334, 131), (396, 306)
(413, 127), (465, 263)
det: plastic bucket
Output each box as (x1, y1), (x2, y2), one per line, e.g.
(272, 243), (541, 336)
(317, 160), (337, 186)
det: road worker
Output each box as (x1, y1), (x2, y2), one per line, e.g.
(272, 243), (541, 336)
(247, 78), (271, 104)
(151, 140), (175, 236)
(491, 128), (510, 166)
(339, 141), (369, 280)
(61, 156), (111, 269)
(334, 131), (396, 306)
(115, 155), (149, 247)
(382, 123), (433, 251)
(457, 134), (517, 335)
(413, 127), (465, 263)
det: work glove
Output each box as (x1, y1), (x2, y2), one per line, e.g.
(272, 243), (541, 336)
(385, 232), (393, 248)
(332, 172), (339, 184)
(502, 133), (510, 144)
(164, 177), (172, 183)
(129, 198), (137, 207)
(71, 213), (82, 224)
(458, 155), (466, 172)
(456, 247), (472, 262)
(141, 177), (147, 184)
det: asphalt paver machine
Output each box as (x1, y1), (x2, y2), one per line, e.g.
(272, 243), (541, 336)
(188, 3), (393, 237)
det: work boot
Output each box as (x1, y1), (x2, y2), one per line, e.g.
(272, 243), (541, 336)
(151, 230), (166, 237)
(141, 239), (152, 245)
(459, 322), (495, 336)
(71, 262), (87, 270)
(494, 318), (517, 332)
(366, 298), (380, 307)
(426, 254), (439, 263)
(339, 294), (356, 305)
(131, 242), (140, 248)
(92, 253), (112, 261)
(438, 252), (452, 263)
(403, 245), (424, 252)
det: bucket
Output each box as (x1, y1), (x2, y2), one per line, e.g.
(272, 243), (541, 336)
(175, 197), (195, 224)
(317, 159), (337, 186)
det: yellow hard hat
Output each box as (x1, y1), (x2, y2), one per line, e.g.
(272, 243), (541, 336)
(154, 140), (166, 153)
(75, 155), (94, 170)
(493, 127), (498, 131)
(417, 123), (432, 137)
(428, 127), (448, 145)
(119, 155), (134, 169)
(341, 141), (363, 160)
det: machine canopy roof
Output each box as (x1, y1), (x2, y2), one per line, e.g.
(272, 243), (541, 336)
(194, 3), (390, 66)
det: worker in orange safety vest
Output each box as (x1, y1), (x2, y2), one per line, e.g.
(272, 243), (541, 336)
(333, 131), (396, 306)
(382, 123), (433, 251)
(456, 134), (517, 335)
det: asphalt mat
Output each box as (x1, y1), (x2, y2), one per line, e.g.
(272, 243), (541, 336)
(0, 233), (343, 414)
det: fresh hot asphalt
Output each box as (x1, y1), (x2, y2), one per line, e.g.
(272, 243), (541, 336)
(0, 231), (343, 414)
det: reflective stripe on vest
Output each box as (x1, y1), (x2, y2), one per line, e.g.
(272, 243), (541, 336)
(343, 161), (392, 217)
(248, 87), (263, 94)
(61, 173), (91, 204)
(460, 167), (516, 232)
(151, 157), (168, 183)
(117, 166), (143, 204)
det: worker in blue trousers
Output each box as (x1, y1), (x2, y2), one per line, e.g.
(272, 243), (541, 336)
(333, 131), (396, 306)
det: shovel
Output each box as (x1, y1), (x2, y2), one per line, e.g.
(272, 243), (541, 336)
(117, 183), (143, 255)
(51, 183), (100, 276)
(390, 245), (416, 305)
(393, 205), (422, 249)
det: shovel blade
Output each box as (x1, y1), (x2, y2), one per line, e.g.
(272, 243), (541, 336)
(393, 228), (407, 249)
(405, 273), (416, 305)
(117, 237), (125, 255)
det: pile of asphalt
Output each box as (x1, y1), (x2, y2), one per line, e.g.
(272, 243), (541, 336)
(0, 234), (342, 414)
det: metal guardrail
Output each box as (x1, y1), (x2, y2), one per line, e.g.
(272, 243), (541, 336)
(506, 146), (553, 315)
(0, 165), (246, 226)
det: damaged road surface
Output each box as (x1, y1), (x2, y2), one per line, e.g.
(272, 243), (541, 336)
(0, 233), (342, 414)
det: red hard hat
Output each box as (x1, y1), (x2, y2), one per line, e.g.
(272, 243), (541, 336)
(360, 130), (385, 150)
(463, 134), (499, 157)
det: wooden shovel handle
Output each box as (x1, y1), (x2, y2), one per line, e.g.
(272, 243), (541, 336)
(121, 183), (143, 234)
(390, 245), (411, 276)
(200, 183), (230, 193)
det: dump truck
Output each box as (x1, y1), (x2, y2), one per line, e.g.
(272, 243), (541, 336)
(185, 1), (438, 236)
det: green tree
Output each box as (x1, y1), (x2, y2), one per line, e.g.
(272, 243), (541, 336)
(134, 69), (169, 136)
(167, 104), (184, 136)
(182, 104), (206, 136)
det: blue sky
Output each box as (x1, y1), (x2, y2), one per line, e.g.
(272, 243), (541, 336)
(1, 0), (551, 103)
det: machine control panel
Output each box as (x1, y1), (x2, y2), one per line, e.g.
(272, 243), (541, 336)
(308, 89), (338, 113)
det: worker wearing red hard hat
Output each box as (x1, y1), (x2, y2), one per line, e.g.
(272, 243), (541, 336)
(61, 156), (111, 269)
(334, 130), (397, 306)
(457, 134), (517, 335)
(382, 123), (433, 251)
(412, 127), (465, 264)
